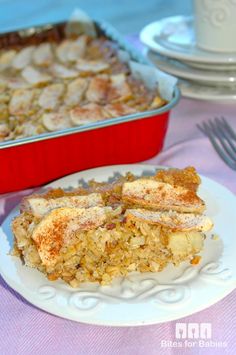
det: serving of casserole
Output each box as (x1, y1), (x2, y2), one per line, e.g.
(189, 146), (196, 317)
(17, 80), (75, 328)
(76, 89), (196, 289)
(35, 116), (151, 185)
(0, 30), (167, 142)
(12, 166), (213, 287)
(0, 20), (179, 194)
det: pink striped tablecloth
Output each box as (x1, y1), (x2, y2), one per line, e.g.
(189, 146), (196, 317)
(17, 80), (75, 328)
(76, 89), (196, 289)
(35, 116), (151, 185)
(0, 97), (236, 355)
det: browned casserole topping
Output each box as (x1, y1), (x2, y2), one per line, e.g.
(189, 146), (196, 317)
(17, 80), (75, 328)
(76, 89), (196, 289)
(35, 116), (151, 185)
(11, 167), (213, 287)
(0, 34), (166, 142)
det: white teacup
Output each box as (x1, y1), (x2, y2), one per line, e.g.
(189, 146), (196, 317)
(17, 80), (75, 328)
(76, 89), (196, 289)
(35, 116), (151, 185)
(193, 0), (236, 52)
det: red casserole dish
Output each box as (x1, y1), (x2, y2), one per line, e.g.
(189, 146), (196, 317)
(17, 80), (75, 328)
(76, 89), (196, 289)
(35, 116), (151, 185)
(0, 21), (180, 194)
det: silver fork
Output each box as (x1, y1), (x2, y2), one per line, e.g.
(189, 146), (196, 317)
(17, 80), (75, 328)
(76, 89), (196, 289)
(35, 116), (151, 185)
(197, 117), (236, 170)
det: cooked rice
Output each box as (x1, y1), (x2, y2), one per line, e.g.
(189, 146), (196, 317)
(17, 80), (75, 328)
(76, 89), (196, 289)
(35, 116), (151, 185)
(11, 167), (210, 287)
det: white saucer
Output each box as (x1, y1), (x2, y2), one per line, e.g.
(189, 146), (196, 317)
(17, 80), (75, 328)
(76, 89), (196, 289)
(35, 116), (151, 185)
(183, 61), (236, 71)
(178, 80), (236, 101)
(147, 50), (236, 85)
(140, 16), (236, 66)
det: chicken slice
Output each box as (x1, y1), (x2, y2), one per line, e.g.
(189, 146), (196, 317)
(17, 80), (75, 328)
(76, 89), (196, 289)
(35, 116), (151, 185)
(0, 102), (8, 120)
(0, 92), (9, 104)
(108, 74), (132, 102)
(104, 102), (136, 117)
(0, 76), (7, 93)
(51, 63), (78, 79)
(23, 193), (104, 217)
(125, 209), (213, 232)
(16, 122), (43, 138)
(67, 36), (87, 61)
(38, 83), (64, 110)
(122, 179), (205, 214)
(32, 43), (53, 66)
(56, 40), (72, 63)
(21, 66), (52, 85)
(0, 123), (10, 141)
(9, 89), (35, 115)
(31, 206), (110, 266)
(12, 46), (35, 69)
(7, 76), (30, 89)
(42, 111), (71, 132)
(70, 103), (106, 125)
(56, 38), (87, 63)
(76, 58), (109, 73)
(0, 50), (16, 71)
(64, 77), (88, 106)
(86, 75), (109, 103)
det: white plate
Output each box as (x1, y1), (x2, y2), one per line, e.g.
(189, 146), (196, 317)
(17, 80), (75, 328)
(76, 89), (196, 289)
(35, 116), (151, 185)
(0, 164), (236, 326)
(178, 80), (236, 101)
(140, 16), (236, 66)
(182, 61), (236, 71)
(147, 50), (236, 85)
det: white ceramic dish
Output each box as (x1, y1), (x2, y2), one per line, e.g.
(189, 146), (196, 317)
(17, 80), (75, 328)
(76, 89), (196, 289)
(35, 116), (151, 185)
(193, 0), (236, 53)
(0, 164), (236, 326)
(140, 16), (236, 66)
(179, 80), (236, 101)
(147, 50), (236, 85)
(182, 61), (236, 71)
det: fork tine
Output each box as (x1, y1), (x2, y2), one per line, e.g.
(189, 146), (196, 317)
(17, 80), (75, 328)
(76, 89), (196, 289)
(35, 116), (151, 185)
(211, 118), (236, 155)
(207, 133), (236, 169)
(197, 122), (213, 138)
(214, 117), (224, 132)
(222, 136), (236, 155)
(206, 131), (236, 167)
(214, 133), (236, 162)
(219, 130), (236, 155)
(207, 119), (218, 133)
(208, 118), (236, 162)
(214, 117), (232, 137)
(197, 120), (236, 170)
(203, 121), (214, 134)
(220, 116), (236, 140)
(196, 123), (208, 135)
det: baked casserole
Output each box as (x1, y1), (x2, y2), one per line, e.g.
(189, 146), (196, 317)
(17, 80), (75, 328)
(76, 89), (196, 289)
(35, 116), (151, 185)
(12, 167), (213, 287)
(0, 32), (166, 142)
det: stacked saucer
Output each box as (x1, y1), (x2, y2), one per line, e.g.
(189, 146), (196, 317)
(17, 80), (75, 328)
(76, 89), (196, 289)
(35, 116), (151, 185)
(140, 16), (236, 100)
